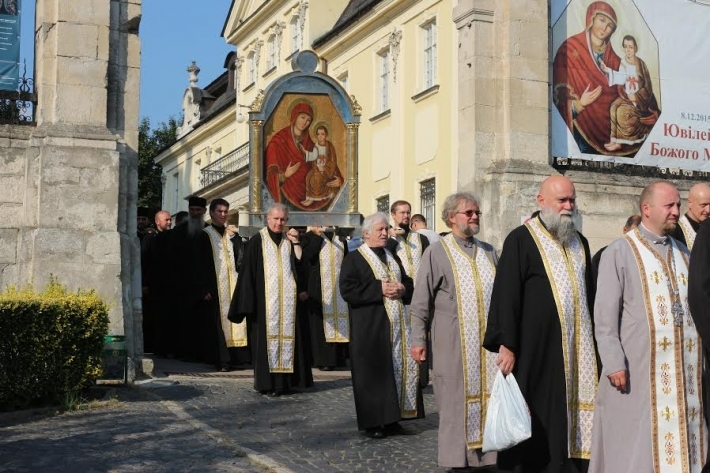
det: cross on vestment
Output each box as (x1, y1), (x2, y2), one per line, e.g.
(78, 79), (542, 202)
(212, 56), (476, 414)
(658, 337), (672, 352)
(662, 406), (675, 421)
(687, 339), (696, 352)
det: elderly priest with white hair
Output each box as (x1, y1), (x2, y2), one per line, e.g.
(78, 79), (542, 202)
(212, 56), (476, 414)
(339, 212), (424, 439)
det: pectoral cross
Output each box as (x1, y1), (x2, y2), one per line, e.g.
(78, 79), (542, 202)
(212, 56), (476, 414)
(658, 337), (672, 352)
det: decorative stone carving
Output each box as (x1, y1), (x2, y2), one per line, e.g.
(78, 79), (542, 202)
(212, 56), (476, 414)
(254, 40), (264, 70)
(235, 55), (244, 91)
(187, 61), (199, 86)
(388, 28), (402, 83)
(250, 89), (265, 112)
(274, 22), (285, 61)
(176, 62), (214, 139)
(297, 1), (308, 50)
(350, 95), (362, 116)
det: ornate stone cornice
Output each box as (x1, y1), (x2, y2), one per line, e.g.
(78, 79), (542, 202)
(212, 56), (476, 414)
(388, 28), (402, 83)
(274, 22), (285, 61)
(297, 1), (308, 49)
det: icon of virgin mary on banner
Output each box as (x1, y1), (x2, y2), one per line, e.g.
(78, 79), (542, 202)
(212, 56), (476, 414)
(264, 95), (346, 211)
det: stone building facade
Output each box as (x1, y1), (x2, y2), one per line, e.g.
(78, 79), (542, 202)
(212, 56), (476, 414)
(0, 0), (144, 378)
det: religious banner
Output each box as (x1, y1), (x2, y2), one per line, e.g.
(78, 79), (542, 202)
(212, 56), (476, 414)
(551, 0), (710, 171)
(0, 0), (20, 91)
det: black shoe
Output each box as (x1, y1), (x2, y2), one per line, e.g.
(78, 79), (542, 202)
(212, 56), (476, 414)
(219, 365), (230, 372)
(384, 422), (407, 434)
(364, 428), (386, 439)
(265, 391), (282, 398)
(319, 366), (334, 371)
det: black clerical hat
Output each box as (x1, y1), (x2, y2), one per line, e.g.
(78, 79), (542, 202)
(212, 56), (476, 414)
(188, 196), (207, 208)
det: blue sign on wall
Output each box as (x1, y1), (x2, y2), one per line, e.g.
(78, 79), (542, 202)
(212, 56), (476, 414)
(0, 0), (20, 91)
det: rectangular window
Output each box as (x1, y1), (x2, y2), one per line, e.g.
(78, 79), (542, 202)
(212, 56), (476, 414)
(423, 22), (437, 89)
(248, 52), (256, 84)
(266, 35), (276, 70)
(378, 50), (389, 112)
(376, 195), (390, 214)
(291, 17), (301, 55)
(420, 178), (436, 231)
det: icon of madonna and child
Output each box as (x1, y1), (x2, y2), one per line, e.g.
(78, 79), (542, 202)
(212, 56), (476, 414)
(553, 1), (661, 157)
(264, 98), (346, 212)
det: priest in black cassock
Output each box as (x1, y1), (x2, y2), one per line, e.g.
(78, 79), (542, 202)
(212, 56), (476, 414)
(688, 218), (710, 469)
(339, 212), (424, 439)
(301, 226), (349, 370)
(228, 203), (313, 396)
(483, 175), (597, 473)
(671, 182), (710, 251)
(166, 196), (208, 360)
(194, 198), (249, 370)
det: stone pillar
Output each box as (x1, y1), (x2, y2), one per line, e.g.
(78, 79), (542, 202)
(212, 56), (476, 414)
(17, 0), (144, 379)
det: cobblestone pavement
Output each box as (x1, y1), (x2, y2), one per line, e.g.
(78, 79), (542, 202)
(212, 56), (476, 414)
(0, 358), (499, 472)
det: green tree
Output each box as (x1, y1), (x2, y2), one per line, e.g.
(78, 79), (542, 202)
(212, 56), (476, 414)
(138, 116), (179, 210)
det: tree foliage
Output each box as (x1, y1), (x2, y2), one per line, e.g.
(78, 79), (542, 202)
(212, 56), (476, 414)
(138, 116), (179, 210)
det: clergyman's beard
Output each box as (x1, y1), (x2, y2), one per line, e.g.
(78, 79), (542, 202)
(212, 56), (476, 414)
(187, 215), (204, 237)
(457, 221), (480, 237)
(662, 221), (677, 234)
(541, 207), (577, 245)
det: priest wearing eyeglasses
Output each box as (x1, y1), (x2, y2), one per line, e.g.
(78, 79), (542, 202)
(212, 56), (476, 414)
(409, 192), (498, 471)
(483, 175), (597, 473)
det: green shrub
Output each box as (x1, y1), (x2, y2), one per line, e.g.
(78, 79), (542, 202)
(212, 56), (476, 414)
(0, 278), (109, 410)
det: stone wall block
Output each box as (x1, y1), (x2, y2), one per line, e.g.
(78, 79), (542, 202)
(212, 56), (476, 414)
(509, 104), (548, 135)
(0, 175), (24, 204)
(55, 83), (108, 126)
(33, 228), (87, 264)
(39, 183), (117, 232)
(518, 20), (548, 60)
(509, 78), (548, 109)
(0, 229), (18, 263)
(56, 23), (99, 59)
(56, 56), (106, 86)
(0, 203), (23, 228)
(98, 25), (110, 62)
(86, 232), (121, 265)
(507, 0), (546, 22)
(57, 0), (110, 26)
(508, 56), (548, 82)
(0, 148), (25, 175)
(42, 163), (81, 185)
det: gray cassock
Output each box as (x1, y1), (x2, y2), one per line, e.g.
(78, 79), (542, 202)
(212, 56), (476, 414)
(591, 225), (706, 473)
(410, 235), (498, 469)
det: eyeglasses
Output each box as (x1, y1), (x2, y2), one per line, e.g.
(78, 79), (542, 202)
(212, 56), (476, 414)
(456, 210), (483, 218)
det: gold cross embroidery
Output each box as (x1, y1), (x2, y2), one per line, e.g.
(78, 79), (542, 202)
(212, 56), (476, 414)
(651, 271), (662, 284)
(689, 406), (699, 421)
(659, 337), (672, 352)
(662, 406), (675, 421)
(687, 339), (696, 352)
(679, 273), (688, 286)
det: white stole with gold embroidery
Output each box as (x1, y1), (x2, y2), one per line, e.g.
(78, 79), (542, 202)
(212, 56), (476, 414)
(394, 232), (423, 285)
(625, 229), (706, 472)
(678, 215), (697, 251)
(358, 245), (420, 418)
(440, 234), (497, 449)
(204, 226), (248, 347)
(260, 227), (297, 373)
(319, 236), (349, 343)
(525, 217), (598, 459)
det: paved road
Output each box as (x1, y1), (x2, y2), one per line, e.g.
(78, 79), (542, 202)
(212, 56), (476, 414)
(0, 358), (495, 472)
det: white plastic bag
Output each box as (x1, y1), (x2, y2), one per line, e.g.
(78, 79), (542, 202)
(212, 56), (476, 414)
(482, 371), (532, 452)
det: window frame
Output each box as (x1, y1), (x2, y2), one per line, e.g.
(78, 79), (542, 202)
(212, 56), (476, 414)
(420, 178), (436, 231)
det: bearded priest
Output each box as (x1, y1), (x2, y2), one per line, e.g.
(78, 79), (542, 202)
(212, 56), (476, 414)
(483, 175), (598, 473)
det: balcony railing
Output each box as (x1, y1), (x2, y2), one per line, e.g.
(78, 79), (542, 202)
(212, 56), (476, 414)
(200, 142), (250, 188)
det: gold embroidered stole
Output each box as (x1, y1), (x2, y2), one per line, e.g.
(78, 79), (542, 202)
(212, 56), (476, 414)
(440, 234), (497, 449)
(394, 232), (423, 285)
(625, 229), (706, 472)
(319, 236), (349, 343)
(204, 226), (248, 347)
(678, 215), (697, 251)
(525, 217), (597, 459)
(260, 227), (297, 373)
(358, 245), (420, 418)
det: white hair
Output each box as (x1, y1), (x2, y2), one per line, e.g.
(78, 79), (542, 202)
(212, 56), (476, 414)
(361, 212), (389, 238)
(266, 202), (288, 217)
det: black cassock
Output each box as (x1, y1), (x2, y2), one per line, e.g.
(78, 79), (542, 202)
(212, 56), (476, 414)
(339, 247), (424, 431)
(166, 223), (205, 360)
(228, 229), (313, 392)
(300, 231), (349, 368)
(688, 218), (710, 470)
(483, 225), (595, 473)
(193, 224), (250, 368)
